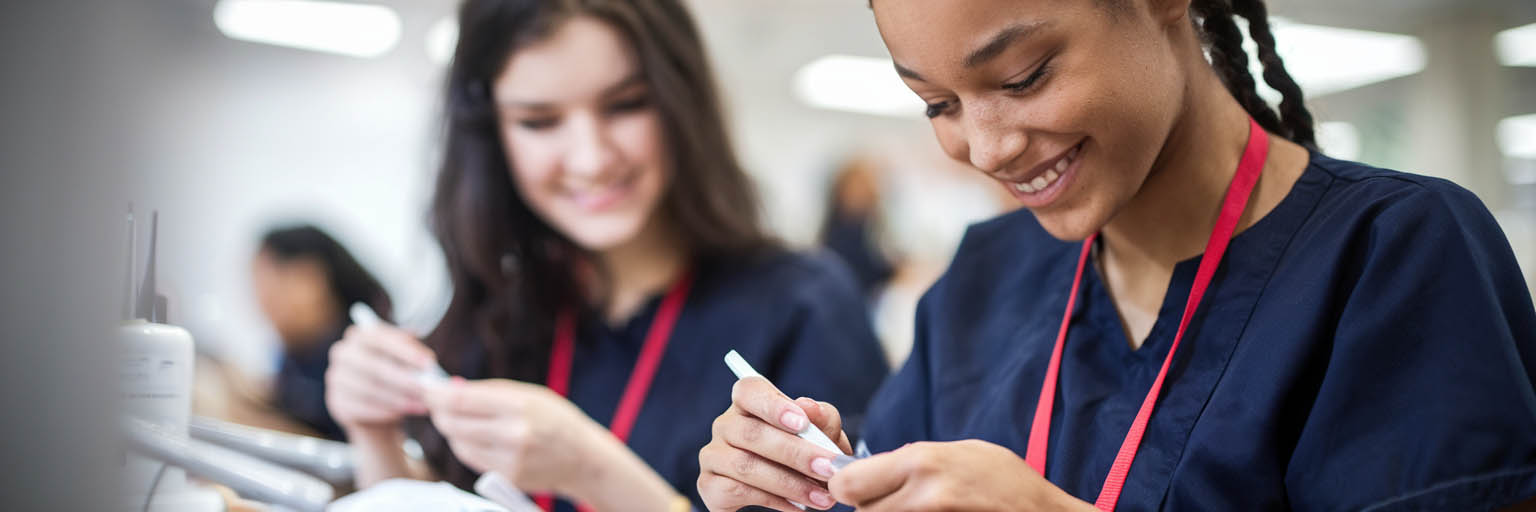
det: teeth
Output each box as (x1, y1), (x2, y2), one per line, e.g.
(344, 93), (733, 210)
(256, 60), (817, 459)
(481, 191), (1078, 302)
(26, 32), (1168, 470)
(1010, 144), (1080, 195)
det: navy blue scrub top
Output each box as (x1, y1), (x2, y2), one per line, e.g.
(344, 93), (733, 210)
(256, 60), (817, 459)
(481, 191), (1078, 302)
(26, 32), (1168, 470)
(858, 153), (1536, 510)
(437, 251), (890, 510)
(274, 324), (348, 441)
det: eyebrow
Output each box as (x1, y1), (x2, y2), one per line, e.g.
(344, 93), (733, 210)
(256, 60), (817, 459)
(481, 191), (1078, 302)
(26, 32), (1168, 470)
(966, 22), (1050, 68)
(497, 72), (647, 110)
(894, 21), (1051, 83)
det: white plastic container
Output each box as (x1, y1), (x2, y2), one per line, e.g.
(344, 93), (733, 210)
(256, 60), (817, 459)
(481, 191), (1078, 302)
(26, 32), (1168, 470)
(120, 319), (223, 511)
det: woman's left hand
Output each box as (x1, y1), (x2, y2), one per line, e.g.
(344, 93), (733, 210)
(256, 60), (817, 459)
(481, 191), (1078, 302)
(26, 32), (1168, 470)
(828, 440), (1097, 512)
(423, 377), (610, 495)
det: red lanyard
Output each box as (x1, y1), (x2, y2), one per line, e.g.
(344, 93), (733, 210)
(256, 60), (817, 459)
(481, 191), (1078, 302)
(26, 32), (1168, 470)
(536, 270), (694, 512)
(1024, 119), (1269, 511)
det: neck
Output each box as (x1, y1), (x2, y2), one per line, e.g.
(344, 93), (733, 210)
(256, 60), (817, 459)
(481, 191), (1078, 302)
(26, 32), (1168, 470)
(1100, 73), (1255, 276)
(1093, 37), (1312, 349)
(592, 216), (689, 325)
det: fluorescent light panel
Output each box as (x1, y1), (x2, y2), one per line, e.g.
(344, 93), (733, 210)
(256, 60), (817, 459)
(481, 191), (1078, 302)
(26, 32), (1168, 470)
(1500, 113), (1536, 160)
(793, 54), (924, 118)
(425, 17), (459, 66)
(213, 0), (402, 58)
(1497, 23), (1536, 67)
(1246, 18), (1426, 97)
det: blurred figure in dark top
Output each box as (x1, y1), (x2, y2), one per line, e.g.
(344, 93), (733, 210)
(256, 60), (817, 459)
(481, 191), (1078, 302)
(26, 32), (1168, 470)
(820, 155), (896, 297)
(251, 224), (392, 441)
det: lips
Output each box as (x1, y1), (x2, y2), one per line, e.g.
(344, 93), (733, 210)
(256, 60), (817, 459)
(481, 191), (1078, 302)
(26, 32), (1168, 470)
(1006, 141), (1081, 193)
(995, 139), (1086, 208)
(567, 169), (639, 212)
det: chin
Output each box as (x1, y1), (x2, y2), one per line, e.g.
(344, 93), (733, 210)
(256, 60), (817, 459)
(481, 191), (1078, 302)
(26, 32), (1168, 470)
(1031, 209), (1106, 243)
(563, 220), (648, 252)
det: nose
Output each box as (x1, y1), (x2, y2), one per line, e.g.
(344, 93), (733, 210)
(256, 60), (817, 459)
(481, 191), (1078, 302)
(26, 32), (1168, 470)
(963, 101), (1028, 175)
(563, 111), (622, 181)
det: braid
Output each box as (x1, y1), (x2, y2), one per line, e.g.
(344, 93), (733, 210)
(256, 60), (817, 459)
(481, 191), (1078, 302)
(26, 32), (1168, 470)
(1190, 0), (1286, 139)
(1229, 0), (1317, 147)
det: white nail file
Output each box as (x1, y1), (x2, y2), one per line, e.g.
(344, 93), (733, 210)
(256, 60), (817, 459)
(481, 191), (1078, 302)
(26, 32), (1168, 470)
(723, 350), (843, 455)
(349, 302), (449, 388)
(726, 349), (852, 510)
(350, 302), (529, 511)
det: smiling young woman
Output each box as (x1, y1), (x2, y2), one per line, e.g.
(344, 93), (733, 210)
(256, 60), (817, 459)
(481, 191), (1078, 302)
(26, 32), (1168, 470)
(320, 1), (889, 511)
(697, 0), (1536, 510)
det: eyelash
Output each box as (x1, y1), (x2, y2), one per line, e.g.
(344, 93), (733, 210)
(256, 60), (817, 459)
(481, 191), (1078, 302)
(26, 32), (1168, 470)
(923, 55), (1056, 119)
(607, 95), (651, 114)
(1004, 58), (1054, 93)
(518, 118), (557, 130)
(513, 95), (652, 131)
(924, 101), (951, 119)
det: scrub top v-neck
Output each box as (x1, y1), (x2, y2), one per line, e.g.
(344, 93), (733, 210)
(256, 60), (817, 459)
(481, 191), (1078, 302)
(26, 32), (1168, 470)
(858, 152), (1536, 510)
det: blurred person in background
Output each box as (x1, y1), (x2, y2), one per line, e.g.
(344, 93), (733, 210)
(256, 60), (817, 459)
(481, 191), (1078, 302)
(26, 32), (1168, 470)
(818, 155), (897, 299)
(252, 224), (393, 441)
(323, 0), (889, 510)
(700, 0), (1536, 510)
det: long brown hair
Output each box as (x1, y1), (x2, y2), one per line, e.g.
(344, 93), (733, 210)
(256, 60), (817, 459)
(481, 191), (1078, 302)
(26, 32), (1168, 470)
(421, 0), (773, 487)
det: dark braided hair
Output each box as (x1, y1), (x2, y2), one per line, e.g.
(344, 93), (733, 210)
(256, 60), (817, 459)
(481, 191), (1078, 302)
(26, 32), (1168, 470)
(1191, 0), (1317, 147)
(866, 0), (1319, 147)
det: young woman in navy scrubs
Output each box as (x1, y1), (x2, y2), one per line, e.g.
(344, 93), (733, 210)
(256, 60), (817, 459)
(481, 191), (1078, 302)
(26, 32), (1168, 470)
(698, 0), (1536, 510)
(322, 1), (889, 510)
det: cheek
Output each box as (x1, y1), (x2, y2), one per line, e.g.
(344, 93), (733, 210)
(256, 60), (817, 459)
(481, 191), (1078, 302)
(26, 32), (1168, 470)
(504, 130), (564, 209)
(252, 282), (282, 318)
(292, 279), (330, 310)
(933, 121), (968, 163)
(611, 112), (669, 192)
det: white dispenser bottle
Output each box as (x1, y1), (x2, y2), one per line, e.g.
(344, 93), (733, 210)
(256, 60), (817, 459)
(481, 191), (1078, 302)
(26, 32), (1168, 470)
(119, 210), (223, 511)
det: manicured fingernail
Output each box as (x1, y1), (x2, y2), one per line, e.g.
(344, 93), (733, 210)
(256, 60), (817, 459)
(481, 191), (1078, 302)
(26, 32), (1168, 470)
(809, 489), (834, 508)
(811, 457), (835, 478)
(780, 410), (807, 431)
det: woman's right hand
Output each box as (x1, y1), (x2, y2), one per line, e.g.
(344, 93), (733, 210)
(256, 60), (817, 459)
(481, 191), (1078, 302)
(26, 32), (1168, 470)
(324, 323), (437, 434)
(697, 377), (852, 511)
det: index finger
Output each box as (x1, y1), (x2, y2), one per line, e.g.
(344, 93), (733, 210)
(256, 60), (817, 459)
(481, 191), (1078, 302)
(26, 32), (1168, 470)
(354, 325), (436, 370)
(730, 377), (812, 435)
(425, 378), (523, 418)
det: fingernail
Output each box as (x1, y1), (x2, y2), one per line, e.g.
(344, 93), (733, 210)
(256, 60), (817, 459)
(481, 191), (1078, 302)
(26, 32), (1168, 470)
(811, 457), (835, 478)
(795, 397), (819, 411)
(809, 489), (834, 508)
(780, 410), (807, 431)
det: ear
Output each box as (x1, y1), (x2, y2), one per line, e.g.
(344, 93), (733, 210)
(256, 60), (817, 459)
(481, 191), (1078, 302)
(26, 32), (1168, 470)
(1145, 0), (1193, 26)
